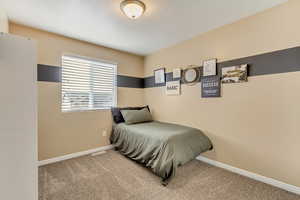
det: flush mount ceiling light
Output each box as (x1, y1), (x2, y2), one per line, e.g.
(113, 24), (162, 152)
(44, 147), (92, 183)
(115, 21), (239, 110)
(120, 0), (146, 19)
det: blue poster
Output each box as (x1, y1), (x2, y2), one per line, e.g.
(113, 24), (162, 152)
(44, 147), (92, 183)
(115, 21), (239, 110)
(201, 76), (221, 98)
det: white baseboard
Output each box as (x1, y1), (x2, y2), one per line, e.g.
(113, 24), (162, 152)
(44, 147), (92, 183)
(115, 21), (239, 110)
(196, 155), (300, 195)
(38, 145), (114, 166)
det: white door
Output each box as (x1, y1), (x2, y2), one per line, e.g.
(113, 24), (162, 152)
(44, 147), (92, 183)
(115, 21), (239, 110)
(0, 33), (37, 200)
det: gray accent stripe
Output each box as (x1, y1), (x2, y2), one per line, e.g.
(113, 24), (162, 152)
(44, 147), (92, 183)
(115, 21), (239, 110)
(144, 46), (300, 88)
(218, 46), (300, 76)
(117, 75), (144, 88)
(38, 46), (300, 88)
(38, 64), (61, 82)
(37, 64), (144, 88)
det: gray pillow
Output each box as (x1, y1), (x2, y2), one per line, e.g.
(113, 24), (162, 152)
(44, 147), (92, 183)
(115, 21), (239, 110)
(111, 106), (150, 124)
(121, 108), (153, 125)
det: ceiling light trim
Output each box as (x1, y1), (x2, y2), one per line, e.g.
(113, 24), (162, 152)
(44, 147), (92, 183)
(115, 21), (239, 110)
(120, 0), (146, 19)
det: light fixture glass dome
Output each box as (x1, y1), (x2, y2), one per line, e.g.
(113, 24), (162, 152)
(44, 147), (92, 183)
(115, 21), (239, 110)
(121, 0), (146, 19)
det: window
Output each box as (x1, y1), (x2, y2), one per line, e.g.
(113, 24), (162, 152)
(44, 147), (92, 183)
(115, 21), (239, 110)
(61, 55), (117, 112)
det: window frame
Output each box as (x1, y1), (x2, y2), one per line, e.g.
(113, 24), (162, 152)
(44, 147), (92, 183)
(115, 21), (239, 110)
(61, 53), (118, 112)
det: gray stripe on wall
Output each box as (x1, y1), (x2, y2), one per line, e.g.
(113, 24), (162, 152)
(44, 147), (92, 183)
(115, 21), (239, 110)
(37, 64), (144, 88)
(117, 75), (144, 88)
(144, 46), (300, 88)
(38, 64), (61, 82)
(38, 46), (300, 88)
(218, 46), (300, 77)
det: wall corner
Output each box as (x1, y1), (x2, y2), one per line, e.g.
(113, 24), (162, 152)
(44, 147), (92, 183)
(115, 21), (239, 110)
(0, 8), (9, 33)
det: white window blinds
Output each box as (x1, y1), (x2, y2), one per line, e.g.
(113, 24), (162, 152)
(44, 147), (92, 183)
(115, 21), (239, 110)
(61, 55), (117, 112)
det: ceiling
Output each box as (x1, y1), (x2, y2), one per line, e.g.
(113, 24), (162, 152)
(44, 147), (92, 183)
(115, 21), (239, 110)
(1, 0), (287, 55)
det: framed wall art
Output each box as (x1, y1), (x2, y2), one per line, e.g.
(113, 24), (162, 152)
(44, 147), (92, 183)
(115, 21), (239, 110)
(173, 68), (181, 79)
(203, 58), (217, 76)
(221, 64), (248, 84)
(182, 66), (200, 85)
(201, 75), (221, 98)
(154, 68), (165, 84)
(166, 81), (180, 95)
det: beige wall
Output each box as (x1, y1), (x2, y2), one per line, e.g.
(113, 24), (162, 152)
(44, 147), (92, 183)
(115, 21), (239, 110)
(144, 0), (300, 187)
(10, 23), (144, 161)
(8, 0), (300, 188)
(0, 8), (9, 33)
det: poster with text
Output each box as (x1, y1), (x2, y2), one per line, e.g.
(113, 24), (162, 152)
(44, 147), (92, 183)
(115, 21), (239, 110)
(166, 81), (180, 95)
(201, 76), (221, 98)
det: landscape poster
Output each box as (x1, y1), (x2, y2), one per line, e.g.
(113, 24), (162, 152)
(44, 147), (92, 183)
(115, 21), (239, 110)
(221, 64), (248, 84)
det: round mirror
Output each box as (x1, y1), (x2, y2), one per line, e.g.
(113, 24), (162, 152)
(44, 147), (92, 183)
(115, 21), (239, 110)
(185, 69), (197, 82)
(182, 67), (200, 85)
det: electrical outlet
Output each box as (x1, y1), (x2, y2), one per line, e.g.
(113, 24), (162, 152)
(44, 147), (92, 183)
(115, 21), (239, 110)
(102, 130), (107, 137)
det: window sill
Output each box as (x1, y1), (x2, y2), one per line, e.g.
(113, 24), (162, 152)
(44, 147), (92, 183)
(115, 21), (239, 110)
(62, 108), (112, 113)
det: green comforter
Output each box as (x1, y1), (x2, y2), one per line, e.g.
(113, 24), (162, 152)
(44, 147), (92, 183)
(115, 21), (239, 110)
(110, 121), (213, 185)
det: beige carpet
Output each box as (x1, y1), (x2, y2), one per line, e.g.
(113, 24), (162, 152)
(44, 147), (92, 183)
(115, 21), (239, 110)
(39, 150), (300, 200)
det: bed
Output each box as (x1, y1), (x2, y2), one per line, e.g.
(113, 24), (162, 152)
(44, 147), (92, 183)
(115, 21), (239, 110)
(110, 107), (213, 185)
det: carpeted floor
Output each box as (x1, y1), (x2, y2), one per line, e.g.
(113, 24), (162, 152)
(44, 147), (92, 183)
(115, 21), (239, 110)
(39, 150), (300, 200)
